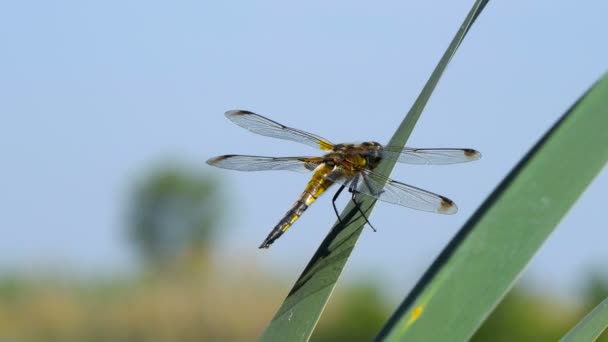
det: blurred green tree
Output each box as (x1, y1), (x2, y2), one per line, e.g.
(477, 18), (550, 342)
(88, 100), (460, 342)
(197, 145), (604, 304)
(580, 271), (608, 341)
(473, 281), (608, 342)
(582, 271), (608, 311)
(472, 288), (570, 342)
(128, 164), (221, 270)
(311, 283), (390, 342)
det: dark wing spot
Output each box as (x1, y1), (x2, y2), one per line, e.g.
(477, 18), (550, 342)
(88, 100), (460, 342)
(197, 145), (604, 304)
(206, 155), (232, 165)
(236, 110), (255, 115)
(438, 196), (457, 214)
(464, 149), (481, 159)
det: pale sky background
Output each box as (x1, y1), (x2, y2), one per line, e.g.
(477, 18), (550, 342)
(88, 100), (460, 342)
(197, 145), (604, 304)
(1, 1), (607, 302)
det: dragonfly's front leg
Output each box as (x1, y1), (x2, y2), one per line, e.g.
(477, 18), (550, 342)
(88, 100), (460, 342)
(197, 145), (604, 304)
(331, 184), (346, 226)
(347, 175), (377, 232)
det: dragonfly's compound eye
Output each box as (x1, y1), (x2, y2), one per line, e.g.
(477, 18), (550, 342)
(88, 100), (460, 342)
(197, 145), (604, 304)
(366, 152), (383, 169)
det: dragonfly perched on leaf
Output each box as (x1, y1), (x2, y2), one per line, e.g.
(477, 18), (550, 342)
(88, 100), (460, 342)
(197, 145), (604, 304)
(207, 110), (481, 249)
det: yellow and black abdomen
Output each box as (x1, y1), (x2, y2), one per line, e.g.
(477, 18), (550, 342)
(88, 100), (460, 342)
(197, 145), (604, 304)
(259, 165), (335, 249)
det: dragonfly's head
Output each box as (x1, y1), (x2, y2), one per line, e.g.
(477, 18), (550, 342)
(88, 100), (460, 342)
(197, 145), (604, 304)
(361, 141), (383, 169)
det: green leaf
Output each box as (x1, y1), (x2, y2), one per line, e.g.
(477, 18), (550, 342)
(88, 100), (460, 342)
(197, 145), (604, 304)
(260, 1), (490, 341)
(376, 74), (608, 341)
(560, 296), (608, 342)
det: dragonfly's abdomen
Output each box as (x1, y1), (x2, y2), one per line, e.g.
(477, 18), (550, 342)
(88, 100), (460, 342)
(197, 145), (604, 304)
(259, 166), (334, 249)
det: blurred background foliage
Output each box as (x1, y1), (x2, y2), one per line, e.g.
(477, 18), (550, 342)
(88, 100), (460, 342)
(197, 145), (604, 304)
(128, 166), (221, 273)
(0, 163), (605, 341)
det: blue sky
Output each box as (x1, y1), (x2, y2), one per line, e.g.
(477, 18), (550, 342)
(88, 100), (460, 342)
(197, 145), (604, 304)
(1, 1), (607, 300)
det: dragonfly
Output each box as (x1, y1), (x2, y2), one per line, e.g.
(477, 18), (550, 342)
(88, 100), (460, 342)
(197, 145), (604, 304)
(207, 110), (481, 249)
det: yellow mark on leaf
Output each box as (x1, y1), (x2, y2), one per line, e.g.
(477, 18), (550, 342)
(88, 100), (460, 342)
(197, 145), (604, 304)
(406, 306), (424, 326)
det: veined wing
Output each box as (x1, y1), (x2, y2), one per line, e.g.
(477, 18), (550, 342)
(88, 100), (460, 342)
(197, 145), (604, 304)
(206, 155), (323, 172)
(332, 168), (457, 214)
(225, 110), (334, 151)
(381, 146), (481, 165)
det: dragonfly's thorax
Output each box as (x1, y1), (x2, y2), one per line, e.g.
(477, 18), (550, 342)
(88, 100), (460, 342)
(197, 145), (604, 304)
(328, 141), (383, 171)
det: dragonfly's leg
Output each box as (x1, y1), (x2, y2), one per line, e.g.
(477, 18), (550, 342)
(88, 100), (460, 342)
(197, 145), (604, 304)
(332, 184), (346, 225)
(350, 190), (377, 232)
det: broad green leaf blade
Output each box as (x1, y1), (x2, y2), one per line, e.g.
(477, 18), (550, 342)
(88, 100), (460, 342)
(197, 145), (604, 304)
(377, 73), (608, 341)
(260, 1), (490, 341)
(560, 296), (608, 342)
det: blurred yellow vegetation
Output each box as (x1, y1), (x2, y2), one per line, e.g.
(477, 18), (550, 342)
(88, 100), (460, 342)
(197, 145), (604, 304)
(0, 260), (606, 342)
(0, 261), (281, 341)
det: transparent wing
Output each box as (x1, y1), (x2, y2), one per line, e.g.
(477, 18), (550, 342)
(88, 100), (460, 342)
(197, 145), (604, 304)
(206, 155), (323, 172)
(225, 110), (334, 151)
(330, 168), (457, 214)
(381, 146), (481, 165)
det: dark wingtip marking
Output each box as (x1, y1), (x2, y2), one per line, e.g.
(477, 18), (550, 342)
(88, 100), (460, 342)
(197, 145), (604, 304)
(464, 149), (481, 160)
(205, 156), (221, 165)
(438, 197), (457, 214)
(225, 109), (254, 116)
(206, 155), (232, 166)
